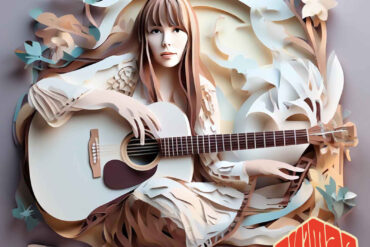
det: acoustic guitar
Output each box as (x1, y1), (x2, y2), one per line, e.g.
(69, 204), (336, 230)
(28, 102), (357, 221)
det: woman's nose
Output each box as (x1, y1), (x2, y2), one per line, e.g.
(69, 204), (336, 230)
(161, 30), (172, 48)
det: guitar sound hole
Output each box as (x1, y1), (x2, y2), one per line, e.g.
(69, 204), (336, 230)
(126, 133), (159, 166)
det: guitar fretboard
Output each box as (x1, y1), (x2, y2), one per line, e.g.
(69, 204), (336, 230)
(159, 129), (309, 157)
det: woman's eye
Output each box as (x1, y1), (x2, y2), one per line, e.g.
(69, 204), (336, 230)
(150, 29), (160, 34)
(174, 28), (181, 33)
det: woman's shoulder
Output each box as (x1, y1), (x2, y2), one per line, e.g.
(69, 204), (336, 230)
(199, 75), (216, 92)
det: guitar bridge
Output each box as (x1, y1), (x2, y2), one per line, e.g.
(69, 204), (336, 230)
(88, 129), (101, 178)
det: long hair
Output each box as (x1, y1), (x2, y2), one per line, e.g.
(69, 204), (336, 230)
(133, 0), (213, 131)
(40, 0), (214, 132)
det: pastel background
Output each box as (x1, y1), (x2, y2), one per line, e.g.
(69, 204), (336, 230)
(0, 0), (368, 246)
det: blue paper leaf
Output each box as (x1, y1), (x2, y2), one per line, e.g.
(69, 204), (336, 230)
(15, 52), (28, 63)
(12, 194), (39, 231)
(25, 57), (39, 65)
(84, 0), (101, 4)
(337, 187), (349, 201)
(325, 177), (337, 195)
(89, 26), (101, 41)
(29, 8), (43, 19)
(316, 186), (333, 212)
(24, 41), (42, 56)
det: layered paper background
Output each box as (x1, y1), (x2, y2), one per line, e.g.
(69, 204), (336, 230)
(0, 0), (369, 246)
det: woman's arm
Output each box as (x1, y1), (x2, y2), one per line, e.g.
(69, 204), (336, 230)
(29, 77), (160, 144)
(195, 77), (303, 187)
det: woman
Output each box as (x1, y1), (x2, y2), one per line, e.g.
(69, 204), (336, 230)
(28, 0), (304, 246)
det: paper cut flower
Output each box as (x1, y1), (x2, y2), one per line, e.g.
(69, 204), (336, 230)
(316, 177), (356, 221)
(37, 30), (75, 63)
(107, 59), (139, 96)
(12, 195), (39, 231)
(302, 0), (338, 21)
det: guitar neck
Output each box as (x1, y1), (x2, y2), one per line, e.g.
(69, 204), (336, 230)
(159, 129), (309, 157)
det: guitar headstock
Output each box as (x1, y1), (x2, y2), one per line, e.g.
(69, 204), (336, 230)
(308, 122), (358, 147)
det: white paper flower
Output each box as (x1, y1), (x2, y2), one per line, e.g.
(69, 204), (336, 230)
(302, 0), (338, 21)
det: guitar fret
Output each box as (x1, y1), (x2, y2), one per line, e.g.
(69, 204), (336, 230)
(237, 133), (240, 150)
(254, 132), (256, 149)
(294, 130), (297, 145)
(160, 128), (311, 157)
(163, 138), (170, 156)
(180, 137), (183, 155)
(247, 133), (254, 149)
(230, 134), (233, 151)
(285, 130), (295, 145)
(208, 135), (211, 153)
(203, 135), (205, 154)
(306, 128), (309, 143)
(171, 137), (174, 156)
(256, 132), (264, 148)
(168, 138), (171, 156)
(186, 136), (189, 155)
(191, 136), (194, 154)
(245, 133), (248, 149)
(265, 131), (274, 147)
(215, 134), (218, 153)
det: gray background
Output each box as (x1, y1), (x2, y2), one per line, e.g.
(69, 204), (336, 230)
(0, 0), (369, 246)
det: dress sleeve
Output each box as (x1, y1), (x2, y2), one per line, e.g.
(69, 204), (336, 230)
(28, 55), (140, 128)
(28, 77), (92, 127)
(195, 77), (249, 188)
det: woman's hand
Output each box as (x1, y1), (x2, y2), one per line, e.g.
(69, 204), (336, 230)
(72, 89), (161, 145)
(243, 160), (305, 180)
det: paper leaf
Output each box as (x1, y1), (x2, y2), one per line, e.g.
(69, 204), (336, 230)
(24, 41), (42, 57)
(239, 0), (294, 21)
(325, 177), (337, 196)
(344, 191), (357, 201)
(15, 51), (28, 63)
(316, 186), (333, 212)
(29, 8), (43, 19)
(84, 0), (102, 4)
(12, 194), (39, 231)
(321, 52), (344, 123)
(250, 9), (288, 51)
(83, 0), (120, 7)
(89, 26), (101, 41)
(332, 201), (344, 218)
(337, 187), (349, 201)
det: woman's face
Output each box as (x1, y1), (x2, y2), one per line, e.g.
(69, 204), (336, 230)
(147, 23), (188, 68)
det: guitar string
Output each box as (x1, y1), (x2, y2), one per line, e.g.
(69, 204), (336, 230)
(98, 133), (309, 150)
(98, 128), (342, 151)
(98, 133), (310, 155)
(98, 133), (310, 152)
(98, 131), (310, 149)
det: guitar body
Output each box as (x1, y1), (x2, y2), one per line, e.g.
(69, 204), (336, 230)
(28, 102), (193, 221)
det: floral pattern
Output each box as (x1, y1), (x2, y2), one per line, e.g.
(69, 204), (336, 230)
(106, 58), (139, 96)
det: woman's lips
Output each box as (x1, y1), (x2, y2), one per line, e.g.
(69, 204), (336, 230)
(160, 52), (176, 59)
